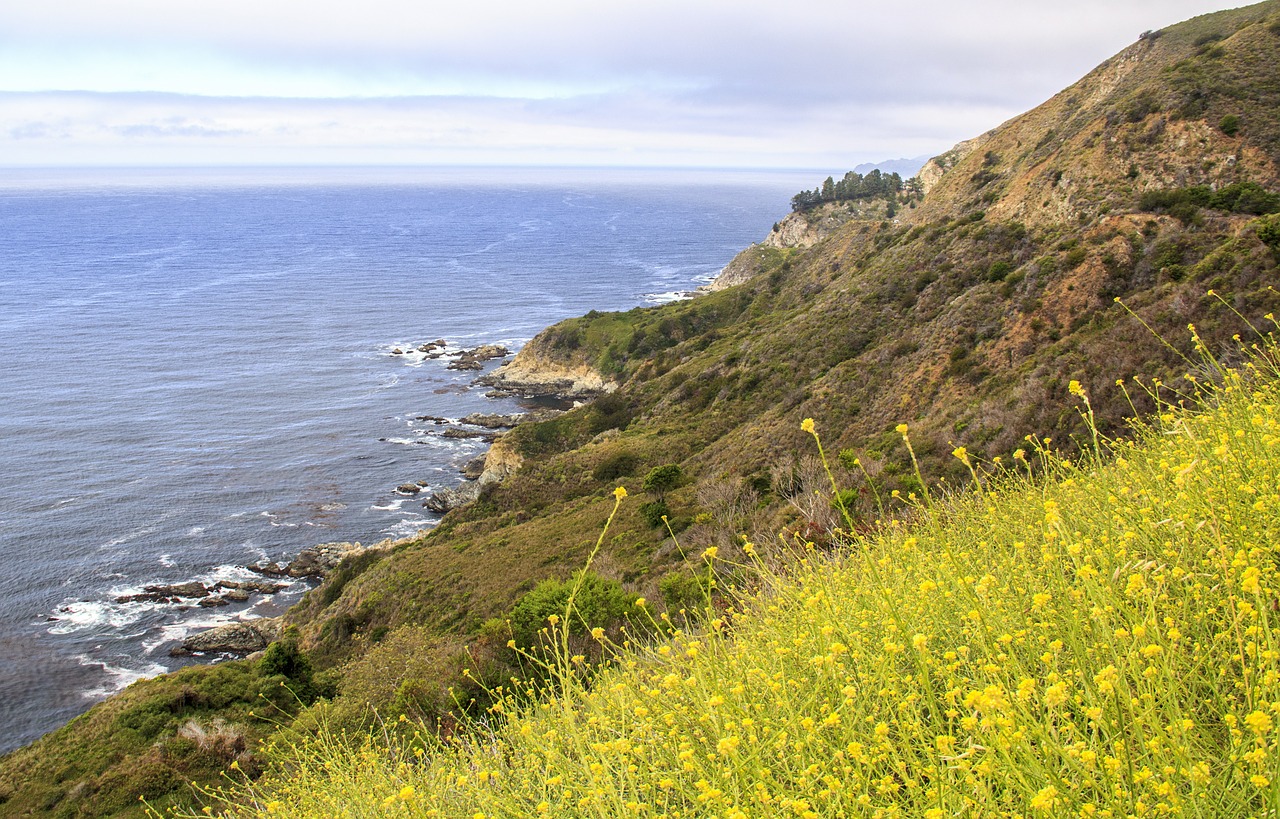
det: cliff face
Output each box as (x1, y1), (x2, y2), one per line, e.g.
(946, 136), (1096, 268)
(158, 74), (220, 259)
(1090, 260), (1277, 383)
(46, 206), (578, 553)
(760, 203), (867, 250)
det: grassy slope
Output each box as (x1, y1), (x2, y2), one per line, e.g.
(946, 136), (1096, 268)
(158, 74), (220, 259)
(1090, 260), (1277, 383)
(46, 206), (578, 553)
(284, 0), (1280, 667)
(6, 3), (1280, 815)
(192, 329), (1280, 818)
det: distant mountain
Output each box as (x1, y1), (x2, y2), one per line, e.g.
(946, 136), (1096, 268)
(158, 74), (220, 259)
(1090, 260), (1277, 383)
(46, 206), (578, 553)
(854, 154), (934, 178)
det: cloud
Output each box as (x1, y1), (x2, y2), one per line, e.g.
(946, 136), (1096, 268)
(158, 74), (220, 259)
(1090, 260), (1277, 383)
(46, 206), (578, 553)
(0, 1), (1252, 167)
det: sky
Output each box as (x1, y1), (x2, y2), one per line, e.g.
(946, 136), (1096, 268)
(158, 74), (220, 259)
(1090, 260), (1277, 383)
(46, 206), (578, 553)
(0, 0), (1256, 169)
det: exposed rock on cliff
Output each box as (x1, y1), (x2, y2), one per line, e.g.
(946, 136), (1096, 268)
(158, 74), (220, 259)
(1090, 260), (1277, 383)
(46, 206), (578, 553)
(250, 540), (387, 579)
(913, 135), (989, 196)
(175, 617), (283, 655)
(762, 203), (865, 250)
(480, 345), (617, 399)
(701, 245), (775, 292)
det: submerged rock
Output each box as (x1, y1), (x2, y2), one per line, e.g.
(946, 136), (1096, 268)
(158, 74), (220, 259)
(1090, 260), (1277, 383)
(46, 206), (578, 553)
(216, 580), (286, 595)
(246, 561), (289, 577)
(116, 581), (212, 603)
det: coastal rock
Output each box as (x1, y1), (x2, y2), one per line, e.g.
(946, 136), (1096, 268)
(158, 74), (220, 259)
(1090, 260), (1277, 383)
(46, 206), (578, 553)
(428, 437), (525, 512)
(285, 541), (372, 578)
(153, 581), (210, 598)
(480, 437), (524, 484)
(198, 595), (229, 608)
(396, 483), (423, 495)
(701, 245), (771, 292)
(447, 344), (510, 371)
(116, 581), (212, 603)
(480, 346), (617, 400)
(217, 580), (286, 595)
(246, 561), (289, 577)
(458, 408), (563, 429)
(460, 455), (488, 480)
(423, 481), (483, 513)
(222, 589), (251, 602)
(175, 617), (283, 655)
(440, 427), (500, 442)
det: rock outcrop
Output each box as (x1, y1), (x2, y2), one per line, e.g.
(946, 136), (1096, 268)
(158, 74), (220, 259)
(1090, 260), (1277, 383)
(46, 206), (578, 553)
(458, 408), (562, 429)
(423, 480), (484, 513)
(447, 344), (510, 370)
(912, 135), (990, 197)
(480, 346), (617, 399)
(425, 436), (526, 513)
(174, 617), (283, 655)
(249, 540), (383, 579)
(284, 541), (375, 578)
(760, 205), (859, 250)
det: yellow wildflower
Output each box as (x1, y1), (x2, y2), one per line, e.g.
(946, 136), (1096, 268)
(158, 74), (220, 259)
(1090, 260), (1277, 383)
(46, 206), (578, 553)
(1246, 710), (1273, 736)
(1030, 785), (1059, 811)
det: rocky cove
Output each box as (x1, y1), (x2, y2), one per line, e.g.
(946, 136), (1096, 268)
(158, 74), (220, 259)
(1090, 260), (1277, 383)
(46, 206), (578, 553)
(164, 336), (614, 658)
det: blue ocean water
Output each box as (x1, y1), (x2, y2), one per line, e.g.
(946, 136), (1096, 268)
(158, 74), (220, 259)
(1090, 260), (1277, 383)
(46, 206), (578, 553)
(0, 165), (809, 753)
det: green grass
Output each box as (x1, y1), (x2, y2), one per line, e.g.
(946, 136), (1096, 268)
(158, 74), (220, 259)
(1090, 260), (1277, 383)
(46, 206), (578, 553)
(171, 333), (1280, 818)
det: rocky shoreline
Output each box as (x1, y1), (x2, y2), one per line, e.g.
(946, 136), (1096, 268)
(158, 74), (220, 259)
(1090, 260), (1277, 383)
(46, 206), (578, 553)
(168, 539), (392, 656)
(171, 335), (596, 658)
(165, 339), (563, 656)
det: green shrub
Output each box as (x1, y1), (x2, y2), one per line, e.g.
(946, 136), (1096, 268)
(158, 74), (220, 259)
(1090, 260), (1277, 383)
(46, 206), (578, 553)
(1220, 114), (1240, 136)
(642, 464), (683, 497)
(638, 500), (671, 529)
(658, 571), (709, 614)
(593, 452), (640, 482)
(508, 571), (633, 647)
(1256, 213), (1280, 255)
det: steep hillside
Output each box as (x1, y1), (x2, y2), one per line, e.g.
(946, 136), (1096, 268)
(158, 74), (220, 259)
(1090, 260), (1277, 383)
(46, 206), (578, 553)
(5, 3), (1280, 816)
(282, 0), (1280, 723)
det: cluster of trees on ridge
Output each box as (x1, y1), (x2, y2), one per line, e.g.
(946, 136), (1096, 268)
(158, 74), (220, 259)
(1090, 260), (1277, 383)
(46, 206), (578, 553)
(790, 168), (906, 212)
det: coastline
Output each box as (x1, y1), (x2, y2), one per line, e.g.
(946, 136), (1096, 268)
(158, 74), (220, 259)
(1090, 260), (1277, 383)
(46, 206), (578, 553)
(168, 336), (602, 657)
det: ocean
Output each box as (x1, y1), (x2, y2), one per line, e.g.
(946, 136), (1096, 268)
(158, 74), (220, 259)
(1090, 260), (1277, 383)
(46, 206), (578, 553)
(0, 165), (811, 753)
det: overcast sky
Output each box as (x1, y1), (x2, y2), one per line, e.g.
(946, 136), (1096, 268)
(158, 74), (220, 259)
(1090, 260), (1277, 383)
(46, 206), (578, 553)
(0, 0), (1254, 169)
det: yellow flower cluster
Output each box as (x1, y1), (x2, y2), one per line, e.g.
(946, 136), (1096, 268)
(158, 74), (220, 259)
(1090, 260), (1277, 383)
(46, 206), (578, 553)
(192, 348), (1280, 818)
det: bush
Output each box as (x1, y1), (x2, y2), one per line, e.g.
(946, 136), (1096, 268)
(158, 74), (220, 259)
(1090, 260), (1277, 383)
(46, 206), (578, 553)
(1220, 114), (1240, 136)
(639, 500), (671, 529)
(1256, 214), (1280, 255)
(642, 464), (683, 497)
(259, 631), (320, 704)
(508, 571), (633, 647)
(658, 571), (709, 614)
(593, 452), (640, 482)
